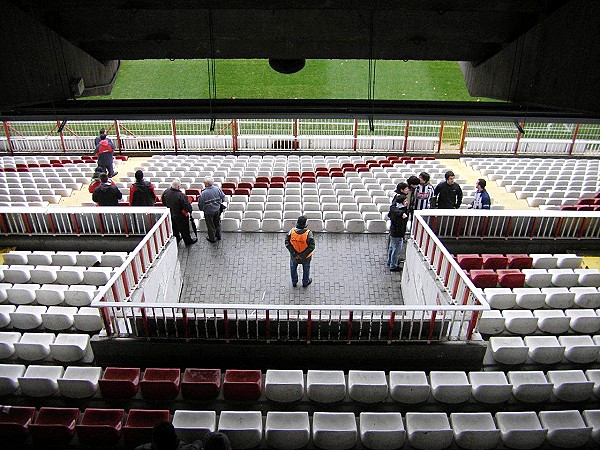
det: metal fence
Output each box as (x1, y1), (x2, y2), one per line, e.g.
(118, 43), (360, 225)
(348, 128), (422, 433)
(2, 119), (600, 155)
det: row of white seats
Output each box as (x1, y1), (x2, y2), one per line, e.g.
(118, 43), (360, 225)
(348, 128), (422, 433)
(0, 332), (93, 363)
(0, 306), (102, 332)
(484, 287), (600, 310)
(522, 269), (600, 288)
(480, 308), (600, 335)
(2, 250), (128, 267)
(208, 217), (387, 233)
(0, 266), (115, 286)
(0, 283), (99, 306)
(489, 335), (600, 365)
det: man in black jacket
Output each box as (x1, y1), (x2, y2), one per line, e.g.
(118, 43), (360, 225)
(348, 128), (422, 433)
(434, 170), (463, 209)
(129, 170), (157, 206)
(92, 173), (122, 206)
(161, 178), (197, 246)
(387, 193), (409, 272)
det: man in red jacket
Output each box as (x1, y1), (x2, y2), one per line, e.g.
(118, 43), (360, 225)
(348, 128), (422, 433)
(95, 133), (118, 177)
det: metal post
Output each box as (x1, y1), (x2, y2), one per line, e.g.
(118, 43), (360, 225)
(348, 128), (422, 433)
(459, 121), (468, 154)
(114, 120), (122, 153)
(353, 119), (358, 152)
(403, 120), (410, 153)
(171, 118), (178, 154)
(514, 124), (523, 155)
(437, 121), (445, 153)
(57, 121), (66, 153)
(568, 123), (580, 156)
(2, 121), (14, 154)
(293, 118), (299, 151)
(232, 119), (238, 152)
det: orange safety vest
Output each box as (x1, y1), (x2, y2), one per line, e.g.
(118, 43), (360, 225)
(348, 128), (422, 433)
(290, 229), (313, 258)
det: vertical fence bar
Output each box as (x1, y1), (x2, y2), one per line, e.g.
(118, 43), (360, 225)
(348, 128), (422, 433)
(3, 121), (14, 154)
(171, 119), (178, 154)
(459, 121), (468, 154)
(568, 123), (580, 156)
(114, 120), (122, 152)
(403, 120), (410, 153)
(437, 121), (444, 153)
(232, 119), (238, 152)
(514, 124), (523, 155)
(353, 119), (358, 152)
(293, 119), (299, 151)
(57, 121), (66, 153)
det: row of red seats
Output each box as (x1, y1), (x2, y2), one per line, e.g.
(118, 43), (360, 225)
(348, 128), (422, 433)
(561, 205), (600, 211)
(578, 197), (600, 205)
(100, 367), (259, 401)
(0, 405), (169, 447)
(468, 269), (526, 289)
(456, 254), (533, 271)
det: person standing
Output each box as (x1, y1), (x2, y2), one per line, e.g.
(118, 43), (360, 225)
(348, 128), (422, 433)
(469, 178), (491, 209)
(413, 172), (435, 210)
(92, 173), (122, 206)
(161, 178), (197, 246)
(406, 175), (420, 218)
(197, 176), (225, 243)
(387, 193), (409, 272)
(129, 170), (157, 206)
(434, 170), (463, 209)
(95, 133), (118, 177)
(94, 128), (106, 148)
(285, 215), (315, 288)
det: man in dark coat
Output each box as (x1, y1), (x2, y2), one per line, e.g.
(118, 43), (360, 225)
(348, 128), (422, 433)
(92, 173), (122, 206)
(129, 170), (157, 206)
(161, 178), (197, 246)
(434, 170), (463, 209)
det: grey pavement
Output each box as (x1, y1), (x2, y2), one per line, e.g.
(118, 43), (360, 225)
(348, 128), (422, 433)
(178, 232), (404, 306)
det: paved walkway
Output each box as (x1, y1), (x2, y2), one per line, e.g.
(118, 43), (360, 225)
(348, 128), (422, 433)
(178, 232), (404, 306)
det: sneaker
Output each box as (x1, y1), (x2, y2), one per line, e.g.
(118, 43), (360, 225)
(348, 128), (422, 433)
(292, 282), (297, 287)
(185, 238), (198, 246)
(390, 267), (401, 272)
(206, 237), (217, 243)
(302, 278), (313, 287)
(111, 171), (118, 177)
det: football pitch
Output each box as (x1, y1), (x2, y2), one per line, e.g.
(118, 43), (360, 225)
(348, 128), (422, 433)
(93, 59), (493, 102)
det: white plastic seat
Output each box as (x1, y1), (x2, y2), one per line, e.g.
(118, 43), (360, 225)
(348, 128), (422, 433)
(345, 219), (365, 233)
(13, 332), (55, 361)
(483, 288), (516, 310)
(489, 336), (528, 365)
(533, 310), (570, 334)
(547, 370), (594, 402)
(450, 413), (500, 450)
(521, 270), (552, 288)
(572, 287), (600, 308)
(6, 284), (40, 305)
(35, 284), (68, 306)
(502, 310), (538, 335)
(41, 306), (77, 331)
(554, 254), (583, 269)
(359, 412), (405, 450)
(0, 363), (26, 395)
(50, 333), (91, 362)
(51, 251), (79, 266)
(524, 336), (565, 365)
(221, 218), (240, 232)
(539, 410), (591, 449)
(548, 268), (579, 287)
(567, 309), (600, 334)
(2, 251), (31, 265)
(307, 370), (346, 403)
(582, 409), (600, 445)
(388, 371), (430, 404)
(2, 266), (31, 284)
(0, 331), (21, 359)
(218, 411), (263, 450)
(430, 371), (471, 404)
(508, 371), (552, 403)
(27, 251), (55, 266)
(348, 370), (387, 403)
(265, 369), (304, 402)
(18, 364), (64, 397)
(75, 252), (102, 267)
(366, 220), (387, 233)
(173, 410), (216, 444)
(306, 219), (323, 232)
(312, 412), (357, 450)
(29, 266), (59, 284)
(405, 412), (452, 450)
(468, 371), (512, 404)
(56, 266), (86, 285)
(513, 287), (546, 309)
(9, 305), (46, 330)
(495, 412), (548, 450)
(575, 269), (600, 287)
(240, 218), (261, 232)
(559, 335), (600, 364)
(57, 366), (102, 399)
(530, 254), (557, 269)
(72, 307), (103, 332)
(324, 219), (345, 233)
(101, 252), (128, 267)
(0, 305), (16, 328)
(64, 285), (97, 307)
(265, 412), (311, 450)
(82, 267), (113, 285)
(477, 310), (504, 335)
(0, 283), (10, 304)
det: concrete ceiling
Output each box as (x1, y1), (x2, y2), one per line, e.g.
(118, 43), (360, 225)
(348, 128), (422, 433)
(2, 0), (600, 119)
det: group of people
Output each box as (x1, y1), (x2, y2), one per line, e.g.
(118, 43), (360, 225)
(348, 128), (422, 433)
(135, 424), (230, 450)
(386, 171), (491, 271)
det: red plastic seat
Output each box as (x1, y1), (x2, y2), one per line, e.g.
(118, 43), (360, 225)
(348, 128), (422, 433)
(342, 166), (357, 173)
(238, 182), (253, 189)
(578, 198), (595, 205)
(316, 171), (330, 178)
(254, 182), (270, 189)
(255, 176), (270, 183)
(497, 269), (526, 288)
(76, 408), (125, 446)
(506, 254), (533, 269)
(481, 254), (508, 270)
(271, 176), (285, 183)
(469, 270), (498, 288)
(341, 163), (354, 169)
(286, 176), (301, 183)
(39, 163), (52, 167)
(181, 368), (222, 400)
(456, 254), (483, 270)
(124, 409), (170, 447)
(29, 407), (79, 446)
(356, 166), (370, 172)
(16, 167), (29, 172)
(222, 182), (236, 189)
(98, 367), (140, 399)
(424, 156), (436, 160)
(52, 163), (64, 167)
(223, 369), (262, 401)
(115, 155), (129, 161)
(286, 172), (300, 178)
(222, 188), (235, 196)
(140, 368), (181, 400)
(3, 167), (16, 172)
(560, 205), (577, 210)
(0, 406), (36, 443)
(186, 189), (200, 196)
(234, 188), (251, 196)
(302, 177), (316, 183)
(404, 159), (416, 164)
(380, 162), (393, 168)
(270, 182), (285, 188)
(577, 205), (595, 211)
(28, 163), (40, 168)
(301, 171), (315, 178)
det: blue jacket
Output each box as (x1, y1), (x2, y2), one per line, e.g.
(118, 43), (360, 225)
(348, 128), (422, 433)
(198, 185), (225, 214)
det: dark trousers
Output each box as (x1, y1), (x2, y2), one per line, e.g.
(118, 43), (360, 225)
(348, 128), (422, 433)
(172, 214), (194, 245)
(97, 153), (115, 177)
(204, 211), (222, 241)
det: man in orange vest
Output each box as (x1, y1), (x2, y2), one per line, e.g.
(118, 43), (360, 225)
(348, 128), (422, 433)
(285, 215), (315, 287)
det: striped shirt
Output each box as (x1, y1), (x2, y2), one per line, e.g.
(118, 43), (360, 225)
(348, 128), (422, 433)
(413, 183), (435, 210)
